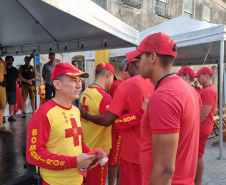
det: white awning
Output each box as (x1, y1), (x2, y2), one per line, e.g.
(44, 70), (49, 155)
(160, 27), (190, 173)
(0, 0), (139, 55)
(110, 16), (226, 65)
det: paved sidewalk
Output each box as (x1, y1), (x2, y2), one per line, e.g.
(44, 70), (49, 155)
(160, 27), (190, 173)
(202, 136), (226, 185)
(4, 105), (32, 117)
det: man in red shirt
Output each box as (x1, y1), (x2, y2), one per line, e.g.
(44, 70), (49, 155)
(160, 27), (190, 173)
(108, 58), (130, 98)
(107, 58), (130, 185)
(126, 32), (201, 185)
(80, 59), (154, 185)
(176, 67), (202, 91)
(176, 67), (195, 85)
(195, 67), (218, 185)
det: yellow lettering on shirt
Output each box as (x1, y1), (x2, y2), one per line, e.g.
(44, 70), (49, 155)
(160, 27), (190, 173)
(30, 145), (36, 151)
(31, 137), (36, 144)
(30, 151), (35, 156)
(60, 161), (65, 166)
(53, 160), (59, 166)
(46, 159), (53, 165)
(32, 129), (37, 136)
(34, 153), (41, 160)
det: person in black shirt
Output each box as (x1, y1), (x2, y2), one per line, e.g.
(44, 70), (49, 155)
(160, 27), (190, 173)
(18, 56), (39, 117)
(5, 56), (19, 121)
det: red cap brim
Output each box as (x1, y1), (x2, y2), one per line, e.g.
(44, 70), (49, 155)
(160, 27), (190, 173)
(125, 49), (142, 59)
(65, 72), (89, 78)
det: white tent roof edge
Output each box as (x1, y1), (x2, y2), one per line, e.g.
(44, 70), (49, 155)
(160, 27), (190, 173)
(172, 24), (225, 47)
(109, 16), (226, 58)
(42, 0), (139, 46)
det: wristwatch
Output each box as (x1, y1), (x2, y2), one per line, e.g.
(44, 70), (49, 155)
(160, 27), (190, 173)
(81, 112), (88, 120)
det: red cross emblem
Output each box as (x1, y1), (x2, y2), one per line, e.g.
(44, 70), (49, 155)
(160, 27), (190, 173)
(65, 118), (82, 147)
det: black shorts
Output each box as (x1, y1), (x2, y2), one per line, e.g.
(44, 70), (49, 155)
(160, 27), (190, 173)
(6, 92), (16, 105)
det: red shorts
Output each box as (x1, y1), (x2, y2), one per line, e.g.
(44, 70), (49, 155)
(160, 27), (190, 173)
(40, 97), (45, 106)
(42, 179), (84, 185)
(198, 133), (209, 158)
(109, 130), (123, 165)
(120, 159), (142, 185)
(84, 158), (108, 185)
(13, 99), (22, 112)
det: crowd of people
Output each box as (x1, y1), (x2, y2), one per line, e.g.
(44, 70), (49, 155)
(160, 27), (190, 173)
(0, 33), (218, 185)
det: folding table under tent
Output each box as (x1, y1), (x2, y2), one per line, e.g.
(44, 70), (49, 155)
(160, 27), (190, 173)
(0, 0), (139, 55)
(110, 16), (226, 159)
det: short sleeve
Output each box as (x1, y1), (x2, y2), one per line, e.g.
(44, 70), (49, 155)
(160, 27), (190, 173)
(99, 94), (112, 115)
(42, 64), (46, 75)
(108, 87), (126, 116)
(18, 66), (23, 76)
(148, 92), (181, 134)
(200, 90), (215, 106)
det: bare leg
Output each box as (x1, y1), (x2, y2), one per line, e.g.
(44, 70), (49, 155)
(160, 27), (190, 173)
(116, 165), (121, 185)
(31, 100), (35, 113)
(195, 157), (204, 185)
(108, 164), (119, 185)
(0, 109), (3, 127)
(9, 104), (14, 115)
(22, 100), (26, 113)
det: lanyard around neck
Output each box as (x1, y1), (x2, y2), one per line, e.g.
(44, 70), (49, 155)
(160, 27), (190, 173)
(155, 72), (175, 90)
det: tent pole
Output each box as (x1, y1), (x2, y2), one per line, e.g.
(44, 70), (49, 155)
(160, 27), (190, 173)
(34, 54), (37, 111)
(218, 39), (224, 160)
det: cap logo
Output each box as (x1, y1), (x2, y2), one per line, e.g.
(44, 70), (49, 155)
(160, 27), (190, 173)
(169, 38), (172, 43)
(101, 62), (105, 66)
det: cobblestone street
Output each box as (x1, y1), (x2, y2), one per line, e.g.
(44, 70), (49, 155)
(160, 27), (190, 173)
(202, 136), (226, 185)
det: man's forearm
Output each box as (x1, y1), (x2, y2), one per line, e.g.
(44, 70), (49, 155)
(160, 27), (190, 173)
(19, 76), (28, 83)
(149, 169), (174, 185)
(85, 114), (113, 127)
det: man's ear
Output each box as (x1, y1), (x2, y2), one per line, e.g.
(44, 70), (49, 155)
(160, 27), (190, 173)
(52, 80), (61, 90)
(105, 71), (111, 79)
(150, 53), (157, 64)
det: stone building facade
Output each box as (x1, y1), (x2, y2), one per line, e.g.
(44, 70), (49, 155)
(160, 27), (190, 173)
(98, 0), (226, 101)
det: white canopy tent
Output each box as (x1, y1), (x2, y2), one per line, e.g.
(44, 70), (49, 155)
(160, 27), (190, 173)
(110, 16), (226, 159)
(0, 0), (139, 55)
(110, 16), (225, 65)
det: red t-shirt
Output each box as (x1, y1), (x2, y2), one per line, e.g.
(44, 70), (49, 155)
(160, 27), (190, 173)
(107, 79), (122, 98)
(108, 74), (154, 164)
(195, 86), (202, 92)
(199, 84), (218, 135)
(141, 76), (201, 185)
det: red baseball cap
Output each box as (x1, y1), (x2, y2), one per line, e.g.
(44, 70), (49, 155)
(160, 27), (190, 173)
(125, 58), (139, 71)
(176, 67), (196, 79)
(126, 32), (177, 58)
(95, 62), (117, 80)
(51, 63), (89, 81)
(196, 67), (213, 77)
